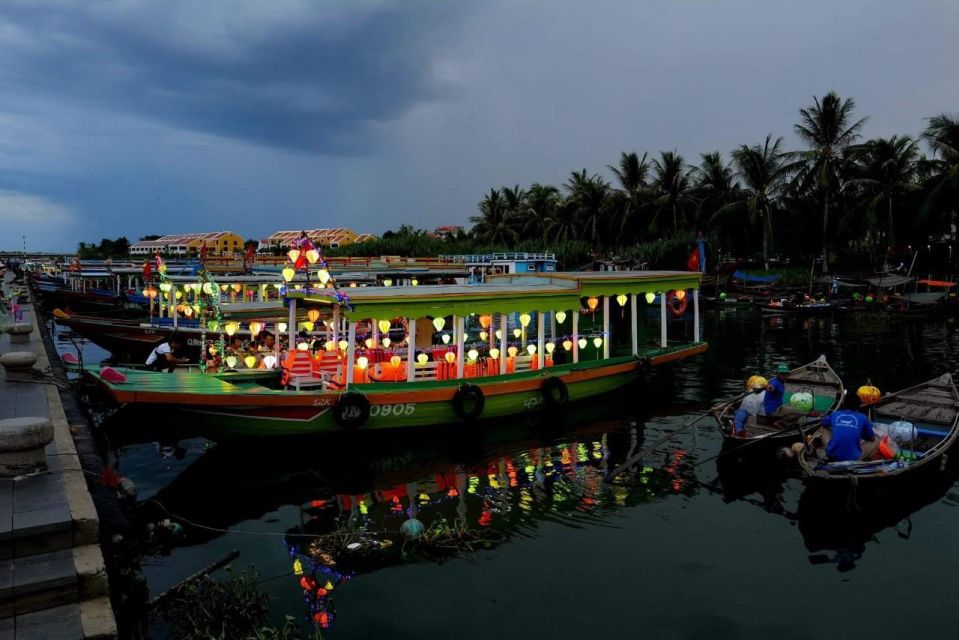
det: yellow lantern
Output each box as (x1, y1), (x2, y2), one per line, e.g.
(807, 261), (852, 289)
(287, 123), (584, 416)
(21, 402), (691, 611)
(593, 337), (603, 348)
(159, 282), (172, 293)
(249, 321), (264, 337)
(444, 352), (456, 364)
(378, 319), (391, 334)
(225, 356), (237, 369)
(207, 320), (219, 332)
(857, 384), (881, 406)
(432, 317), (446, 332)
(307, 308), (321, 323)
(175, 290), (183, 299)
(563, 339), (573, 351)
(555, 311), (567, 324)
(338, 340), (348, 352)
(281, 267), (295, 282)
(317, 269), (331, 285)
(645, 292), (656, 304)
(182, 306), (193, 317)
(587, 297), (599, 311)
(356, 356), (369, 370)
(441, 334), (451, 344)
(489, 348), (500, 360)
(220, 284), (229, 291)
(202, 282), (215, 295)
(417, 353), (428, 365)
(382, 279), (393, 287)
(411, 278), (419, 286)
(546, 342), (556, 354)
(479, 315), (492, 329)
(495, 330), (502, 340)
(616, 294), (628, 306)
(674, 290), (686, 301)
(467, 349), (479, 362)
(296, 342), (309, 351)
(507, 346), (518, 358)
(364, 338), (374, 349)
(390, 355), (402, 369)
(324, 340), (335, 351)
(287, 249), (301, 263)
(519, 313), (531, 327)
(512, 328), (521, 338)
(278, 322), (288, 333)
(382, 338), (391, 349)
(578, 337), (587, 349)
(263, 355), (277, 369)
(244, 355), (257, 369)
(479, 331), (488, 341)
(301, 321), (314, 332)
(526, 344), (536, 355)
(305, 249), (320, 264)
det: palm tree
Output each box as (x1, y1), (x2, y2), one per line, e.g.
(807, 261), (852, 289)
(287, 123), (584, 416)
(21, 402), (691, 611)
(608, 152), (651, 241)
(470, 189), (517, 246)
(717, 135), (791, 269)
(563, 169), (614, 247)
(921, 113), (959, 222)
(521, 183), (561, 238)
(544, 199), (580, 244)
(793, 92), (868, 272)
(691, 151), (738, 228)
(649, 151), (694, 235)
(848, 136), (920, 254)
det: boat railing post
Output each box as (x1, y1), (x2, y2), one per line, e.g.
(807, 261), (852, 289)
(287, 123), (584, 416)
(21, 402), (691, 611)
(406, 316), (417, 382)
(346, 320), (356, 387)
(536, 312), (545, 369)
(630, 293), (638, 356)
(572, 311), (579, 364)
(602, 295), (610, 359)
(693, 288), (700, 343)
(660, 291), (668, 348)
(332, 305), (339, 345)
(455, 315), (465, 379)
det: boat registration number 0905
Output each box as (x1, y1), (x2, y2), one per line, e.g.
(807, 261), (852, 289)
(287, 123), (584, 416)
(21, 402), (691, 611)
(370, 403), (415, 417)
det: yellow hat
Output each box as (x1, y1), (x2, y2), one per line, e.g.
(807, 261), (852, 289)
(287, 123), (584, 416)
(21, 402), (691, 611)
(746, 375), (768, 391)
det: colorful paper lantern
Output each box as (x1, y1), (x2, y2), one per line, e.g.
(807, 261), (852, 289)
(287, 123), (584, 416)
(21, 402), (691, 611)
(263, 355), (277, 369)
(555, 311), (567, 324)
(479, 315), (492, 329)
(390, 355), (402, 368)
(467, 349), (479, 362)
(248, 321), (264, 337)
(526, 344), (536, 355)
(307, 308), (321, 323)
(278, 322), (288, 333)
(305, 249), (320, 264)
(578, 337), (587, 349)
(563, 339), (573, 351)
(507, 346), (518, 358)
(382, 337), (391, 349)
(417, 353), (428, 365)
(225, 356), (237, 369)
(545, 342), (555, 354)
(593, 337), (603, 348)
(489, 348), (500, 360)
(287, 249), (301, 263)
(616, 294), (628, 306)
(432, 317), (446, 332)
(356, 356), (369, 370)
(674, 290), (686, 301)
(645, 292), (656, 304)
(444, 352), (456, 364)
(441, 334), (451, 344)
(519, 313), (531, 327)
(282, 267), (295, 282)
(244, 355), (257, 369)
(587, 297), (599, 311)
(338, 340), (348, 352)
(512, 328), (522, 338)
(378, 319), (391, 334)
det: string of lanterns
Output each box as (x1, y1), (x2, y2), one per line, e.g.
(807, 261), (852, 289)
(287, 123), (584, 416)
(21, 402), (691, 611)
(281, 240), (353, 311)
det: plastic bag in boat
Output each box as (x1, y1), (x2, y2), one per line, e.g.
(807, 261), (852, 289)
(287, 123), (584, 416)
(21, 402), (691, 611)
(888, 420), (917, 443)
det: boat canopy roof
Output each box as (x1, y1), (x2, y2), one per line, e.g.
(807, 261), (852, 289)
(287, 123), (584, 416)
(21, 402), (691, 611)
(291, 271), (701, 318)
(866, 275), (913, 287)
(732, 270), (780, 283)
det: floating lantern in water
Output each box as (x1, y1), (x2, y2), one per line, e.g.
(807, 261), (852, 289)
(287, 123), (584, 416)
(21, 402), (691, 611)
(400, 518), (425, 539)
(719, 292), (727, 301)
(790, 391), (814, 412)
(555, 310), (567, 324)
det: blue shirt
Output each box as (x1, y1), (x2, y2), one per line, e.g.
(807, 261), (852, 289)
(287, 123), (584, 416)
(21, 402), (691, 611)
(764, 377), (786, 415)
(824, 410), (876, 462)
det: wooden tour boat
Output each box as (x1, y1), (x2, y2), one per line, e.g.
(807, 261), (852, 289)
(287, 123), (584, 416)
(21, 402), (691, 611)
(82, 271), (708, 437)
(710, 355), (845, 449)
(798, 374), (959, 486)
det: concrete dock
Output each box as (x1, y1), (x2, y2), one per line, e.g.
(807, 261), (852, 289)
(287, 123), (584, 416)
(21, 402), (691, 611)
(1, 284), (116, 639)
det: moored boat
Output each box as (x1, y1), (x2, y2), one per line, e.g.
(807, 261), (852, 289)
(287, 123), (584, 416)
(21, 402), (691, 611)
(797, 374), (959, 488)
(710, 355), (844, 451)
(81, 271), (708, 438)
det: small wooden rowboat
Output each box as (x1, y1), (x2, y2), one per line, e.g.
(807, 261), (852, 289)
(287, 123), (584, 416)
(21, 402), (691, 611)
(710, 355), (844, 449)
(798, 374), (959, 484)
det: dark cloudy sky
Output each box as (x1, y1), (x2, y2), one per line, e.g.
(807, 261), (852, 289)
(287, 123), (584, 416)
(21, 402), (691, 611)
(1, 0), (957, 251)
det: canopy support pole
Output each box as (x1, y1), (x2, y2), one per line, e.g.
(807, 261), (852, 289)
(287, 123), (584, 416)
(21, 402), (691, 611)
(660, 293), (667, 348)
(537, 312), (545, 369)
(455, 315), (465, 379)
(287, 297), (296, 350)
(499, 314), (507, 373)
(332, 305), (339, 345)
(407, 317), (417, 382)
(630, 294), (638, 356)
(693, 289), (700, 343)
(602, 296), (610, 359)
(572, 311), (580, 363)
(345, 321), (356, 387)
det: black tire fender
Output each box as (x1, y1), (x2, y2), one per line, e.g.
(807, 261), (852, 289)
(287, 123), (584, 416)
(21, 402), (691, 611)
(332, 392), (371, 429)
(541, 376), (569, 407)
(452, 384), (485, 421)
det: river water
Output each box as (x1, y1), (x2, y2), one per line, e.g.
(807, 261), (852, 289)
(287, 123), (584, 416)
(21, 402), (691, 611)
(56, 308), (959, 638)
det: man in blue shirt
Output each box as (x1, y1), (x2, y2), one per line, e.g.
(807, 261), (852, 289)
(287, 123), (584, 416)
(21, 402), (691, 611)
(765, 364), (802, 426)
(822, 410), (877, 461)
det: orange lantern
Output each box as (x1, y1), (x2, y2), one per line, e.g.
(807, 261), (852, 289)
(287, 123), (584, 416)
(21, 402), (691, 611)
(674, 290), (687, 301)
(479, 315), (492, 330)
(586, 297), (599, 311)
(307, 308), (321, 323)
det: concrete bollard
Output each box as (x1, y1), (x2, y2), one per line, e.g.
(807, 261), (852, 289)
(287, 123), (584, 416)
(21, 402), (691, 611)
(0, 351), (38, 381)
(6, 322), (32, 344)
(0, 417), (54, 476)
